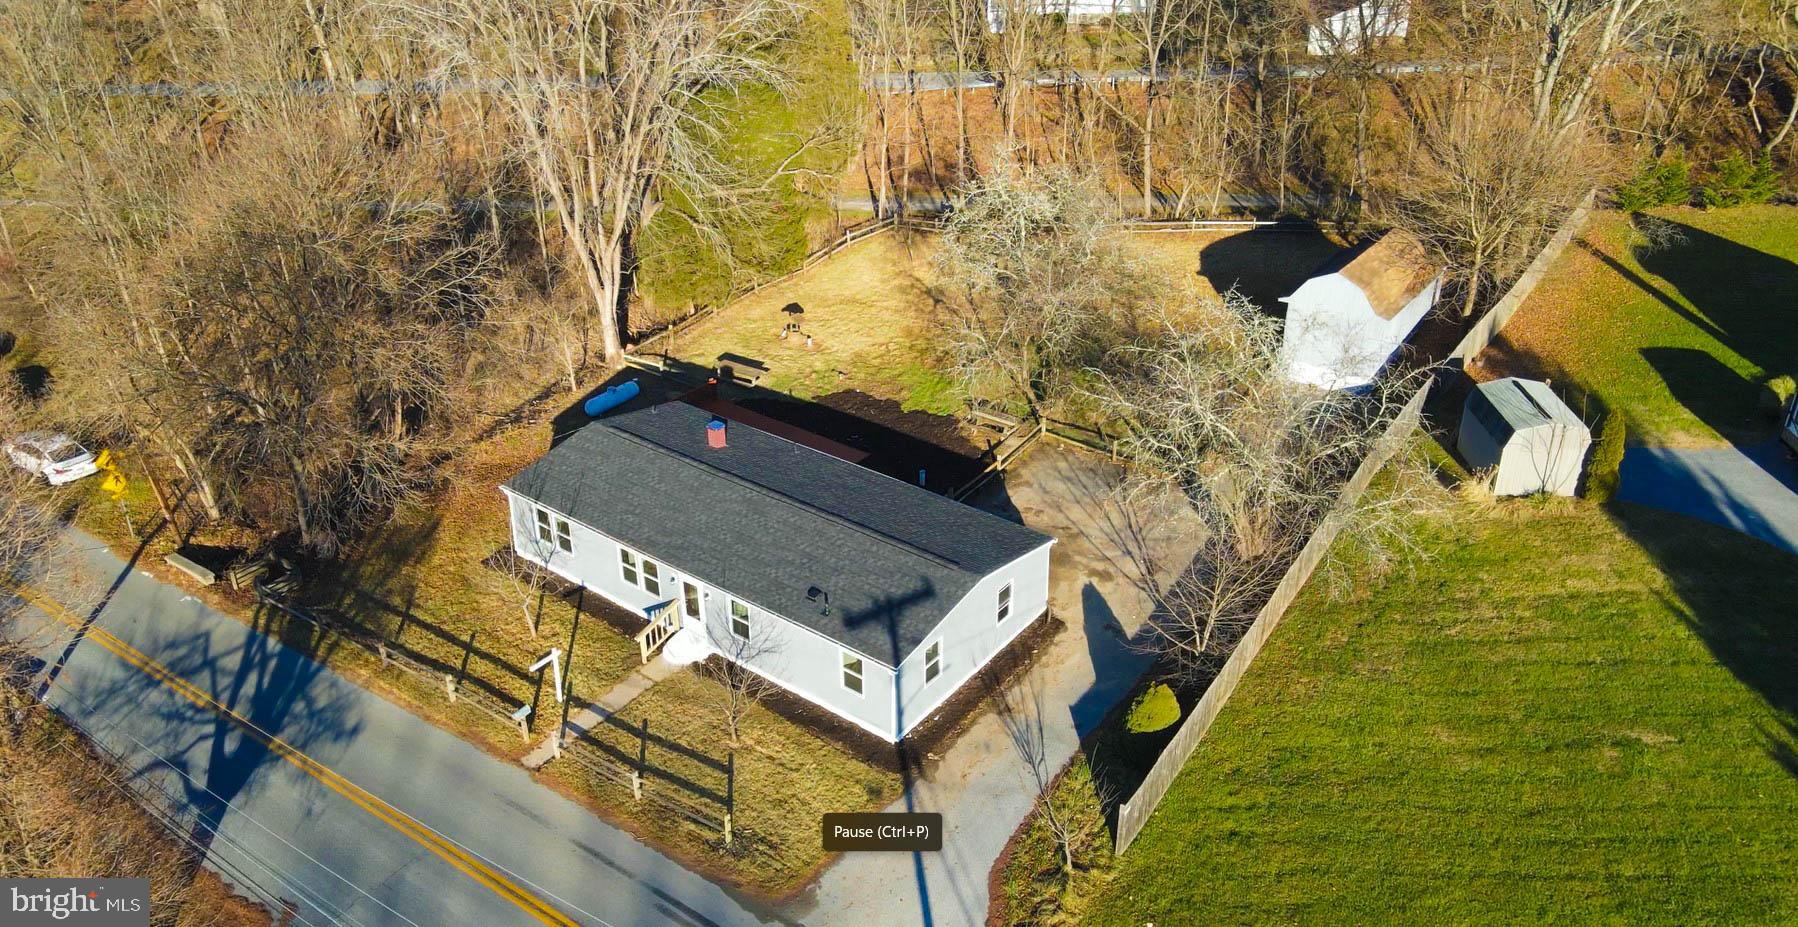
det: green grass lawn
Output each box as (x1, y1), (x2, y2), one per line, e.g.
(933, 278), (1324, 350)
(996, 500), (1798, 925)
(1479, 206), (1798, 447)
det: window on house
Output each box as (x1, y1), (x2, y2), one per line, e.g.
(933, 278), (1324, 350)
(997, 582), (1013, 624)
(535, 507), (572, 554)
(619, 546), (665, 597)
(924, 640), (942, 683)
(841, 651), (864, 695)
(730, 598), (751, 639)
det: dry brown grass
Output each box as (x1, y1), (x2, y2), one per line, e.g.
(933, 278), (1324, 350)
(0, 699), (271, 927)
(666, 225), (1346, 415)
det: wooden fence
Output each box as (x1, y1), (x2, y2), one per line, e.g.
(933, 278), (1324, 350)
(554, 705), (740, 845)
(1111, 380), (1432, 855)
(255, 585), (547, 740)
(1449, 190), (1599, 365)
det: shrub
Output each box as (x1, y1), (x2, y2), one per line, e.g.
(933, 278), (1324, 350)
(1758, 374), (1797, 419)
(1699, 151), (1779, 208)
(1584, 410), (1627, 503)
(1614, 155), (1692, 212)
(1125, 683), (1181, 734)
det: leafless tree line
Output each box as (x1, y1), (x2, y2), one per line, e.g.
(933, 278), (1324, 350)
(0, 0), (842, 554)
(853, 0), (1798, 223)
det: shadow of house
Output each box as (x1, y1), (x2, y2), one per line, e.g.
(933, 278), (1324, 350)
(1639, 346), (1767, 445)
(1607, 503), (1798, 778)
(1567, 215), (1798, 444)
(552, 352), (989, 493)
(1197, 227), (1344, 318)
(549, 366), (694, 448)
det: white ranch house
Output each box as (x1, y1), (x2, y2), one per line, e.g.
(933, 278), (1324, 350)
(500, 399), (1054, 742)
(1308, 0), (1410, 55)
(1279, 228), (1441, 391)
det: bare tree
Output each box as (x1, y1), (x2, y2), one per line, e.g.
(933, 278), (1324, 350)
(703, 607), (784, 748)
(987, 0), (1055, 156)
(488, 548), (551, 640)
(389, 0), (820, 368)
(1379, 88), (1610, 317)
(933, 0), (991, 183)
(990, 669), (1113, 880)
(1523, 0), (1676, 132)
(0, 382), (57, 603)
(1158, 71), (1241, 217)
(1085, 296), (1438, 675)
(933, 163), (1147, 412)
(1117, 0), (1218, 216)
(852, 0), (910, 216)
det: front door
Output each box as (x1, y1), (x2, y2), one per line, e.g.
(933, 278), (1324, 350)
(681, 579), (703, 625)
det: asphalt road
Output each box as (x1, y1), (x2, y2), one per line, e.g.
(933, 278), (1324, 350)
(12, 529), (782, 927)
(1618, 440), (1798, 555)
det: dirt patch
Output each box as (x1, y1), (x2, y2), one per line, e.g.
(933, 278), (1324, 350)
(735, 388), (990, 492)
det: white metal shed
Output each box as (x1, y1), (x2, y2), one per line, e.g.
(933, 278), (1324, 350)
(1458, 377), (1592, 497)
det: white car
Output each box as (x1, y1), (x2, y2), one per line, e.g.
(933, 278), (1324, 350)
(4, 432), (101, 485)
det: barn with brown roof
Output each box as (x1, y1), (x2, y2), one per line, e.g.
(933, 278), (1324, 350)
(1278, 228), (1441, 390)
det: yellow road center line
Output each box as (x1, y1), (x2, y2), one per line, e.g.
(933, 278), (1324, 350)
(6, 580), (581, 927)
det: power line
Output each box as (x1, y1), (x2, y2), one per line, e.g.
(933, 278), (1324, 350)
(41, 681), (415, 927)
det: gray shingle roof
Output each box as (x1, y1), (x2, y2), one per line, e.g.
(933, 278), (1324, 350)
(504, 401), (1052, 667)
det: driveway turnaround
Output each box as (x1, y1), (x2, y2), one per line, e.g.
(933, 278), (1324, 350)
(12, 530), (781, 927)
(1618, 440), (1798, 555)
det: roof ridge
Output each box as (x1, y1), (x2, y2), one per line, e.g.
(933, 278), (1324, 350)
(602, 419), (975, 574)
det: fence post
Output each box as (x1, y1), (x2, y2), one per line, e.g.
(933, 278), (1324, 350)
(723, 752), (735, 847)
(448, 630), (475, 704)
(632, 718), (648, 801)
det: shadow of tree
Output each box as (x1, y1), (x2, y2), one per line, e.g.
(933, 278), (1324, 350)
(66, 594), (362, 867)
(1609, 503), (1798, 778)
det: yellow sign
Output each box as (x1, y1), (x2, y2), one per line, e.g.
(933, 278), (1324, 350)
(101, 471), (128, 497)
(95, 449), (118, 472)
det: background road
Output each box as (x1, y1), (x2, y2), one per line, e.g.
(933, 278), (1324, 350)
(13, 529), (781, 927)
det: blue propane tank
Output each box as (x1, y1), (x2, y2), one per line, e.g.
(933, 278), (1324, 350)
(583, 379), (641, 417)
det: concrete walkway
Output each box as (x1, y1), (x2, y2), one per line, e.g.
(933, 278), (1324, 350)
(13, 530), (781, 927)
(1618, 440), (1798, 555)
(522, 655), (677, 769)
